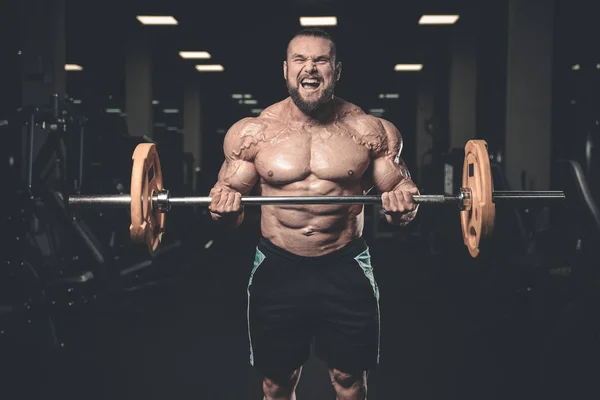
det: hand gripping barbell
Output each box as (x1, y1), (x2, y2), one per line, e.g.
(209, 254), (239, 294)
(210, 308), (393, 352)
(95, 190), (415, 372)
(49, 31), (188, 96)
(68, 140), (566, 258)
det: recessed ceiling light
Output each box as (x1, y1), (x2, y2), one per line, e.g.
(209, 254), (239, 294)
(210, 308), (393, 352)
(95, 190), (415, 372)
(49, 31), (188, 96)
(65, 64), (83, 71)
(418, 15), (460, 25)
(195, 64), (224, 72)
(299, 16), (337, 26)
(179, 51), (211, 59)
(394, 64), (423, 71)
(136, 16), (178, 25)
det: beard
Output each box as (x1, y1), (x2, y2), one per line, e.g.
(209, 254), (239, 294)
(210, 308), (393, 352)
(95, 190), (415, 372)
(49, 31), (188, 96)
(287, 79), (336, 116)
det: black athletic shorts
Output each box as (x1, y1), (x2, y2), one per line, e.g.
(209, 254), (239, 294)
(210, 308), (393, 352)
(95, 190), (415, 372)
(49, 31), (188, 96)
(246, 236), (380, 376)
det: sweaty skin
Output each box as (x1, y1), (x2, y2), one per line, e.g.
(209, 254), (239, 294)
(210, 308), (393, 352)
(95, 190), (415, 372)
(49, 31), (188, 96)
(210, 33), (417, 400)
(211, 96), (417, 256)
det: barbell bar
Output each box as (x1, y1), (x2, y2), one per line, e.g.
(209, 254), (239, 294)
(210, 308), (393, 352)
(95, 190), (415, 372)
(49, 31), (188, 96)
(69, 191), (565, 208)
(67, 140), (567, 258)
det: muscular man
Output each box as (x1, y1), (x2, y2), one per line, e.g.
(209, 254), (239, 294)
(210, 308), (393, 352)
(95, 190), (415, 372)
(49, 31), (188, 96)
(209, 28), (419, 400)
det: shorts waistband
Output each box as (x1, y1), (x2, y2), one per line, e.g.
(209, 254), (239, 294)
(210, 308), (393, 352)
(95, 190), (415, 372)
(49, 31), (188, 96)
(258, 236), (368, 264)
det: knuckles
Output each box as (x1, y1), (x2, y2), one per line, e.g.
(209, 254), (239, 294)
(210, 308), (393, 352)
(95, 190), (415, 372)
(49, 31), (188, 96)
(382, 187), (418, 214)
(209, 186), (242, 214)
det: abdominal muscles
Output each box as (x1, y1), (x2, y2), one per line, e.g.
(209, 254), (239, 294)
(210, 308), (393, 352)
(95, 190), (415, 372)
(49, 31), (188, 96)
(259, 176), (365, 256)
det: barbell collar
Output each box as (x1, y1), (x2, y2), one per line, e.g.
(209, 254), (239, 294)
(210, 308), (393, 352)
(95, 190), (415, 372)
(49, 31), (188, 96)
(156, 190), (170, 212)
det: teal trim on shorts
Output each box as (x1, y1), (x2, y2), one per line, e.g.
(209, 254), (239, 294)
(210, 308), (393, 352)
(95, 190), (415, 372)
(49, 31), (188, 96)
(247, 247), (266, 366)
(354, 247), (381, 363)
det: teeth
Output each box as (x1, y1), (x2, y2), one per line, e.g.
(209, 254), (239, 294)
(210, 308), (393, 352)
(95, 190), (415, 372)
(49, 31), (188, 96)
(302, 79), (319, 84)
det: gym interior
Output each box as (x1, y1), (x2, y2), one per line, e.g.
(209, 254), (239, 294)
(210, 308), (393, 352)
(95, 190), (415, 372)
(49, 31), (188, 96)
(2, 0), (600, 399)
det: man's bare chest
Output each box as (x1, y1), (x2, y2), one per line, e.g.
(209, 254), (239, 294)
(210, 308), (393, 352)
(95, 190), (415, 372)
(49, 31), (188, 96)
(253, 125), (379, 185)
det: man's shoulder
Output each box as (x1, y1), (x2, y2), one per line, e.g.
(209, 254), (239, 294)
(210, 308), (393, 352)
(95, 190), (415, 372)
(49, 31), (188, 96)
(335, 99), (402, 154)
(223, 101), (288, 158)
(227, 116), (266, 137)
(228, 99), (286, 134)
(335, 99), (388, 138)
(336, 98), (383, 129)
(335, 97), (366, 119)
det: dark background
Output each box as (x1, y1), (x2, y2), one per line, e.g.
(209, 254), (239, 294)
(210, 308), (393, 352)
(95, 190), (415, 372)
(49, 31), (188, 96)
(2, 0), (600, 399)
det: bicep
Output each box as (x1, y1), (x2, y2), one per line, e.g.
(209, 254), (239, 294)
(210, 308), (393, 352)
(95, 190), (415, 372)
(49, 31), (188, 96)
(216, 158), (259, 195)
(371, 119), (412, 192)
(215, 117), (261, 194)
(372, 155), (411, 192)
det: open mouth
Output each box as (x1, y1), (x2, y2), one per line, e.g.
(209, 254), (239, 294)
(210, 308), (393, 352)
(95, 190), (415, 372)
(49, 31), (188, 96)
(301, 78), (321, 91)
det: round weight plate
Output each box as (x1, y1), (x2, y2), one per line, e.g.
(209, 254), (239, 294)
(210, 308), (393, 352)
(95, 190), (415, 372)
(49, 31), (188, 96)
(460, 140), (495, 258)
(129, 143), (165, 252)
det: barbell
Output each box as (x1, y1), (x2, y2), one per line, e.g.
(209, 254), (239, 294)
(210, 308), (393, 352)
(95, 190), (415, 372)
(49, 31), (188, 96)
(68, 140), (566, 258)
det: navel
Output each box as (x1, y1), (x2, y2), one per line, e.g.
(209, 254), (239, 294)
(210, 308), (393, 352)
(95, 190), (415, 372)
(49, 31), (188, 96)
(268, 171), (274, 177)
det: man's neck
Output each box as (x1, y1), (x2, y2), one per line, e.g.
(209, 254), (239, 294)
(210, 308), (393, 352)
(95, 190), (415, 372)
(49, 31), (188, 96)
(286, 97), (337, 126)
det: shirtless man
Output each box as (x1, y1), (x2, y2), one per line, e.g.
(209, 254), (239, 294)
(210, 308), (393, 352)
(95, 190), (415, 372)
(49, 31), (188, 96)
(209, 28), (419, 400)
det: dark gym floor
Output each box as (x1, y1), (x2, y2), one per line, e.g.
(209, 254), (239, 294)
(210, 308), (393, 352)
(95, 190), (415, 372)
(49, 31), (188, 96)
(4, 211), (600, 400)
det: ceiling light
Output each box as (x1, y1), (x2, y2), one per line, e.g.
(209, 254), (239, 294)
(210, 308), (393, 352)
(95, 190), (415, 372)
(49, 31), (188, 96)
(136, 16), (178, 25)
(572, 64), (581, 70)
(418, 15), (460, 25)
(379, 93), (399, 99)
(232, 94), (243, 99)
(179, 51), (211, 59)
(369, 109), (385, 113)
(394, 64), (423, 71)
(300, 16), (337, 26)
(65, 64), (83, 71)
(105, 108), (121, 113)
(195, 64), (224, 72)
(152, 100), (160, 105)
(163, 109), (179, 114)
(243, 99), (257, 105)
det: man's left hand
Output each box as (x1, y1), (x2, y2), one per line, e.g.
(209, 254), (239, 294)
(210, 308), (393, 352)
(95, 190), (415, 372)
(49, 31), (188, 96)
(381, 180), (420, 215)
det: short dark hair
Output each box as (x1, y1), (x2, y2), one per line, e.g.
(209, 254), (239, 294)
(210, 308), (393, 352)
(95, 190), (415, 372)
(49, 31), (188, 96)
(286, 28), (337, 61)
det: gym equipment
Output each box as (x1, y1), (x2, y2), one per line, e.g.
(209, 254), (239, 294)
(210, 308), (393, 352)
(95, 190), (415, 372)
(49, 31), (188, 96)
(68, 140), (566, 258)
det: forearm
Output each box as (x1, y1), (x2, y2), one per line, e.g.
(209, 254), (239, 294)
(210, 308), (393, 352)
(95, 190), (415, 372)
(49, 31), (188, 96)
(385, 206), (418, 227)
(210, 208), (245, 228)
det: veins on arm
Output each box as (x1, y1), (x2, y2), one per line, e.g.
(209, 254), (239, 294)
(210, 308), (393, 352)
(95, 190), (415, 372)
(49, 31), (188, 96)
(215, 118), (262, 195)
(371, 118), (413, 193)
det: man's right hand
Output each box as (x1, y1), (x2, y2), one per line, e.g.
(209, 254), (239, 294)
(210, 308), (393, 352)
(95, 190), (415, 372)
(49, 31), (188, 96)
(208, 186), (243, 218)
